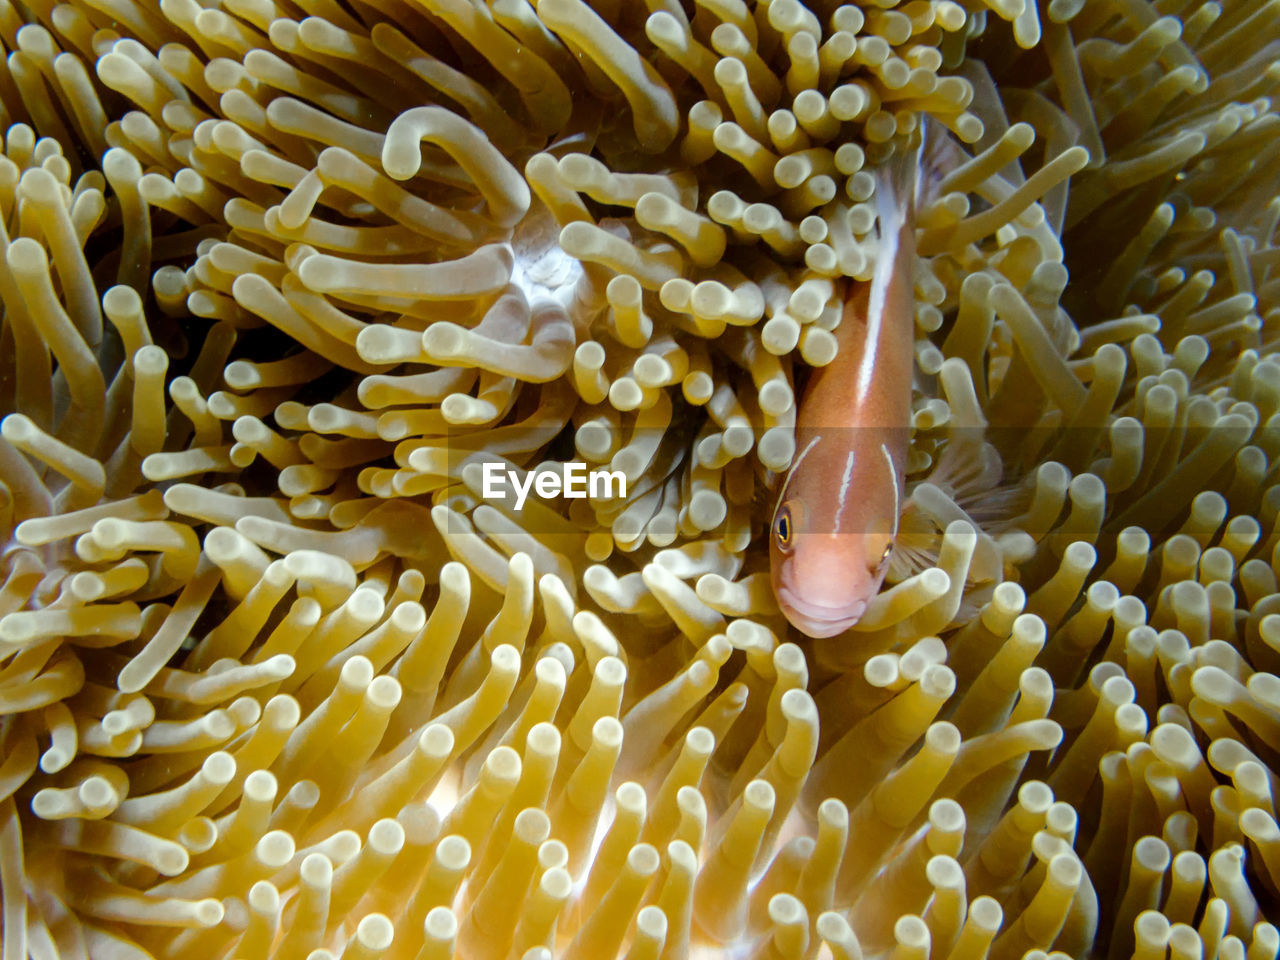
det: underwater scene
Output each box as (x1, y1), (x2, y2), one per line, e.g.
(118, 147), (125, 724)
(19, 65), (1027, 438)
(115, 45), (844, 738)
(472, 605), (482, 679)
(0, 0), (1277, 957)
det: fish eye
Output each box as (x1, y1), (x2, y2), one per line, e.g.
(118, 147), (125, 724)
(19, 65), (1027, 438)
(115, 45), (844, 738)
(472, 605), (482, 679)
(775, 508), (793, 548)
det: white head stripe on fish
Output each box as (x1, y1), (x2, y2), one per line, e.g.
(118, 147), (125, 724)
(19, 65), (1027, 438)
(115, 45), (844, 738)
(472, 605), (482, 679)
(834, 449), (856, 534)
(773, 434), (822, 525)
(881, 442), (900, 537)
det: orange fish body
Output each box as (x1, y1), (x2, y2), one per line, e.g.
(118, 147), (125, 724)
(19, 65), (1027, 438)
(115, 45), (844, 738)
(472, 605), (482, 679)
(769, 144), (925, 638)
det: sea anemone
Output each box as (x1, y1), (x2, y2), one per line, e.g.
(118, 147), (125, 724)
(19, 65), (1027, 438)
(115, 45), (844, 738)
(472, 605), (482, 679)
(0, 0), (1278, 958)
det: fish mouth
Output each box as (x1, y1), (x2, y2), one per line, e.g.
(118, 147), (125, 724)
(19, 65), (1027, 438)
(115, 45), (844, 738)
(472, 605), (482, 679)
(776, 587), (868, 639)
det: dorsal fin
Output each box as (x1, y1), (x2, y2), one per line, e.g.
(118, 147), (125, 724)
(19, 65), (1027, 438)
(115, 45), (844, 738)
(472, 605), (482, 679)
(917, 115), (967, 209)
(877, 116), (967, 238)
(875, 135), (920, 240)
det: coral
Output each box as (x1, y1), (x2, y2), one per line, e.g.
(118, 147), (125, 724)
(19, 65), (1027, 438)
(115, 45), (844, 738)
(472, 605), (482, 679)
(0, 0), (1278, 957)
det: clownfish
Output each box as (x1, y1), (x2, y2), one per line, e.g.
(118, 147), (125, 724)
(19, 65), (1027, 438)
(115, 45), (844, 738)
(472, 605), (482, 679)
(770, 129), (942, 638)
